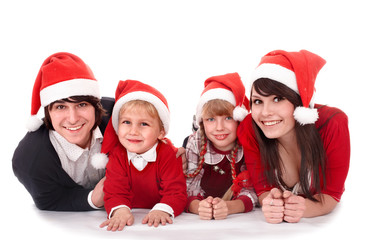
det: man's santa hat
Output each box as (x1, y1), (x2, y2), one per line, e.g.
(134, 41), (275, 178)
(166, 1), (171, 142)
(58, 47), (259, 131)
(195, 72), (250, 125)
(251, 50), (326, 125)
(91, 80), (170, 169)
(27, 52), (100, 131)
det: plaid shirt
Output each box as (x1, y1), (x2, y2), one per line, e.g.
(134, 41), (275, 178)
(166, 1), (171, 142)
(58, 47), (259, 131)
(185, 130), (258, 207)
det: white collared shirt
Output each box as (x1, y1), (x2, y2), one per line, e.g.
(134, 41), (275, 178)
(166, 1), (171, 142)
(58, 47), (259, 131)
(49, 128), (105, 208)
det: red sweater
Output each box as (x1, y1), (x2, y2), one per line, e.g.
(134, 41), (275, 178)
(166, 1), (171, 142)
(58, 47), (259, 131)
(103, 141), (187, 216)
(237, 105), (350, 201)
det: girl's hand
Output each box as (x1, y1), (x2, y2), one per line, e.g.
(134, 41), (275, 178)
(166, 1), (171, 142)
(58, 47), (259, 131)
(283, 190), (306, 223)
(100, 207), (134, 231)
(198, 196), (214, 220)
(212, 197), (229, 220)
(142, 210), (173, 227)
(262, 188), (285, 224)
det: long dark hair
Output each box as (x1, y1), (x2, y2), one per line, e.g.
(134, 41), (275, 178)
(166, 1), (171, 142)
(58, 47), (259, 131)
(252, 78), (326, 202)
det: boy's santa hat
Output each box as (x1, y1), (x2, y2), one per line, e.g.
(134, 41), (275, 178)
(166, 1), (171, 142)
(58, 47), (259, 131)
(27, 52), (100, 131)
(196, 72), (250, 125)
(251, 50), (326, 125)
(91, 80), (170, 169)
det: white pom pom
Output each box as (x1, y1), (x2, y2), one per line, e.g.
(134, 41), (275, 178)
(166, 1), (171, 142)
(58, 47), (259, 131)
(26, 115), (44, 132)
(91, 153), (109, 169)
(233, 106), (248, 121)
(293, 107), (318, 125)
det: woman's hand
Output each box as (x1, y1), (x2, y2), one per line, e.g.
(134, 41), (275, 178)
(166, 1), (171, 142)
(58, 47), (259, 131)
(261, 188), (285, 224)
(283, 190), (306, 223)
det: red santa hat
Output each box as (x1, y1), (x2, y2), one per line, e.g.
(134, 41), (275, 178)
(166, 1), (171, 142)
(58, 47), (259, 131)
(251, 50), (326, 125)
(91, 79), (170, 169)
(27, 52), (100, 131)
(195, 72), (250, 125)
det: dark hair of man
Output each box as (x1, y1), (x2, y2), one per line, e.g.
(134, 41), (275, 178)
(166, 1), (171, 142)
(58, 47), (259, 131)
(251, 78), (326, 202)
(44, 96), (106, 132)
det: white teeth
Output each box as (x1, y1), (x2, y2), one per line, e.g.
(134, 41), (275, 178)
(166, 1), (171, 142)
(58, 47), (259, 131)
(66, 125), (82, 131)
(263, 120), (281, 126)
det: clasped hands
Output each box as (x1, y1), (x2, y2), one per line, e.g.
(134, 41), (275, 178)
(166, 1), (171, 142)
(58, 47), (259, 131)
(262, 188), (306, 224)
(198, 196), (229, 220)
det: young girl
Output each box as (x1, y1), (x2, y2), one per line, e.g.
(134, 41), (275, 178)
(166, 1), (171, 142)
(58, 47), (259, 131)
(237, 50), (350, 223)
(93, 80), (187, 231)
(185, 72), (258, 220)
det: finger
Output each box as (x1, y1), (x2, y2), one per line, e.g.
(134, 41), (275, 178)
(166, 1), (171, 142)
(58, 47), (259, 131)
(154, 218), (160, 227)
(166, 216), (173, 224)
(160, 217), (167, 226)
(270, 188), (283, 199)
(263, 198), (284, 207)
(99, 220), (110, 228)
(284, 215), (301, 223)
(142, 215), (148, 224)
(282, 190), (292, 199)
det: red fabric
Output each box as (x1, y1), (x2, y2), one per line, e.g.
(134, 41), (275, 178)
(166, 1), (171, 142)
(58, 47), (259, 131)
(103, 141), (187, 216)
(237, 105), (350, 202)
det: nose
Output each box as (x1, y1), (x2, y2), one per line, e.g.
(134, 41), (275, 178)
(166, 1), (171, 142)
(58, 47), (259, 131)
(129, 123), (139, 135)
(215, 118), (224, 131)
(67, 107), (79, 124)
(261, 102), (274, 117)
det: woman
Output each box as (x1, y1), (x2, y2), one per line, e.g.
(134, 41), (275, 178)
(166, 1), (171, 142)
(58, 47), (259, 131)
(12, 52), (114, 211)
(237, 50), (350, 223)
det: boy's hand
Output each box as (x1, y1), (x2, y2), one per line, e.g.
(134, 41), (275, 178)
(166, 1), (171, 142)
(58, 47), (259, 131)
(100, 207), (134, 231)
(142, 210), (173, 227)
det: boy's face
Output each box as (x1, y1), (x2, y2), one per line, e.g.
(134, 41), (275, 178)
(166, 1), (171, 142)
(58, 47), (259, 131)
(48, 99), (96, 149)
(118, 107), (165, 154)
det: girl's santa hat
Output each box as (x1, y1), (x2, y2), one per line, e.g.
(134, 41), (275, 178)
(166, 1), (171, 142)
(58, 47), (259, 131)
(195, 72), (250, 125)
(27, 52), (100, 131)
(91, 80), (170, 169)
(251, 50), (326, 125)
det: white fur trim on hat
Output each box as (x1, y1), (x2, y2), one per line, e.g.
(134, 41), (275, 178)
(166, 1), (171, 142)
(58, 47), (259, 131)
(196, 88), (236, 125)
(251, 63), (298, 94)
(91, 153), (109, 169)
(293, 106), (318, 125)
(233, 106), (248, 122)
(40, 79), (100, 107)
(112, 91), (170, 134)
(26, 115), (44, 132)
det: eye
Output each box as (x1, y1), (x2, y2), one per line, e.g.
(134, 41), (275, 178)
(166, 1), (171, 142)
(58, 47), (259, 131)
(54, 104), (66, 110)
(205, 117), (215, 122)
(121, 120), (131, 125)
(225, 116), (233, 121)
(141, 122), (149, 127)
(78, 102), (88, 108)
(273, 96), (284, 103)
(252, 99), (262, 105)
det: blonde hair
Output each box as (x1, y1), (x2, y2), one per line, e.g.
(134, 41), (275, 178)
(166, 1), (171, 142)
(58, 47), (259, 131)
(119, 100), (164, 131)
(186, 99), (239, 201)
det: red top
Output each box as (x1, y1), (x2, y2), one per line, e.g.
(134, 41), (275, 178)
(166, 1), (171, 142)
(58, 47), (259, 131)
(103, 141), (187, 216)
(237, 105), (350, 201)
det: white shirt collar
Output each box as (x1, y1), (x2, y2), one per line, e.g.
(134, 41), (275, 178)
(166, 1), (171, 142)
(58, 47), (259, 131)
(127, 142), (158, 171)
(50, 127), (103, 162)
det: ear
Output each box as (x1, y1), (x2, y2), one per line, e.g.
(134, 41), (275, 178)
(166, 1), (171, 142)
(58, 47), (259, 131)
(158, 129), (166, 140)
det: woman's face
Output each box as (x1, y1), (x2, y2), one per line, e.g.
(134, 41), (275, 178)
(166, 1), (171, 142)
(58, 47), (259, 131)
(251, 87), (296, 141)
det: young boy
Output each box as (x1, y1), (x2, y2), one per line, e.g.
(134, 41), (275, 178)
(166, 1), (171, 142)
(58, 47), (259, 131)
(93, 80), (187, 231)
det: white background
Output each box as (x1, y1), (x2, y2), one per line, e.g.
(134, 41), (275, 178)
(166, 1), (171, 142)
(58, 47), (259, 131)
(1, 0), (364, 239)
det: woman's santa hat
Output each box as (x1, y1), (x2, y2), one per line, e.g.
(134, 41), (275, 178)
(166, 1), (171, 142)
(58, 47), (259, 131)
(91, 80), (170, 169)
(251, 50), (326, 125)
(27, 52), (100, 131)
(195, 72), (250, 125)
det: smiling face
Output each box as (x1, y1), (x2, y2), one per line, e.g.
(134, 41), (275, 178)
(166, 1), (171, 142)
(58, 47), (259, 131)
(201, 99), (238, 151)
(117, 101), (165, 154)
(251, 87), (296, 142)
(48, 99), (96, 149)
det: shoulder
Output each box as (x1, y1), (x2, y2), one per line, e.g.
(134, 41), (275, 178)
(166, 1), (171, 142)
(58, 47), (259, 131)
(315, 104), (348, 131)
(157, 140), (176, 156)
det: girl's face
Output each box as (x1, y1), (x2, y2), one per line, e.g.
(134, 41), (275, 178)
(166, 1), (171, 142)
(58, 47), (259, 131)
(251, 87), (296, 142)
(202, 114), (238, 152)
(118, 107), (165, 154)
